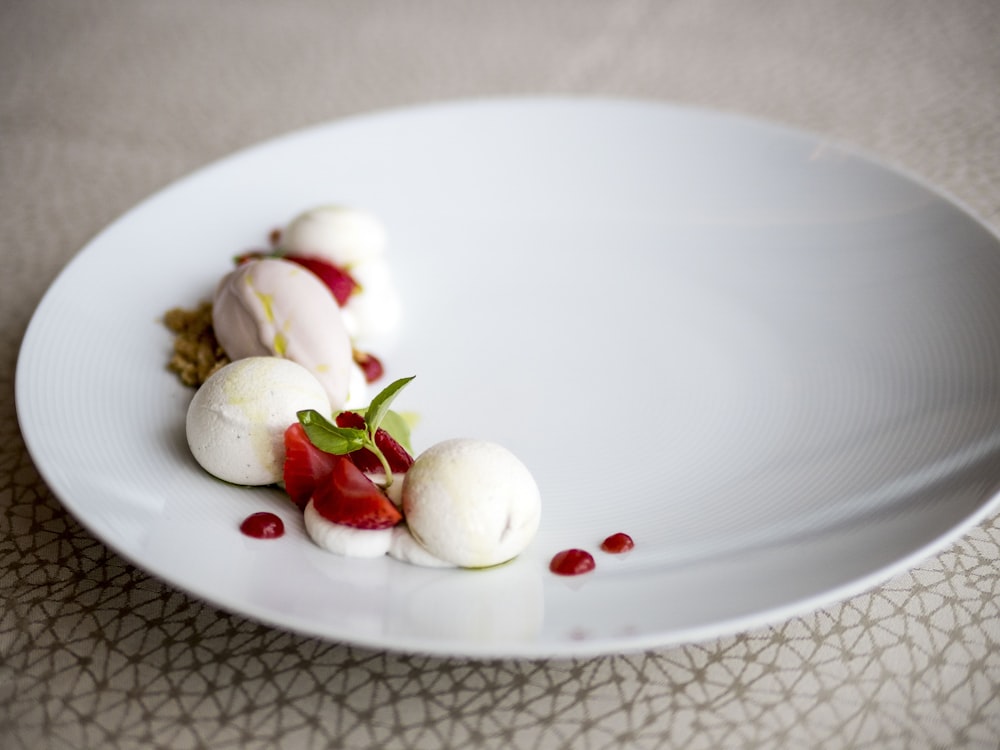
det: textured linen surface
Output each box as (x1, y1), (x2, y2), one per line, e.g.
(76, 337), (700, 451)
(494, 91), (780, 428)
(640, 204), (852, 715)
(3, 1), (1000, 748)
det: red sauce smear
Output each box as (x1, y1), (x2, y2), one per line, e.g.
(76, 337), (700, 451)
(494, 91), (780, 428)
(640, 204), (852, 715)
(549, 548), (595, 576)
(600, 532), (634, 554)
(240, 512), (285, 539)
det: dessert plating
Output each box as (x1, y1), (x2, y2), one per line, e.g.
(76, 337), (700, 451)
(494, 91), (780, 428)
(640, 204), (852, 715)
(168, 204), (541, 570)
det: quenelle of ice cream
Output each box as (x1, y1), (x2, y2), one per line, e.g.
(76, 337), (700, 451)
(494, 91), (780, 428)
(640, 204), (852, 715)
(401, 439), (541, 568)
(281, 205), (386, 267)
(186, 357), (331, 486)
(212, 257), (356, 409)
(280, 205), (402, 346)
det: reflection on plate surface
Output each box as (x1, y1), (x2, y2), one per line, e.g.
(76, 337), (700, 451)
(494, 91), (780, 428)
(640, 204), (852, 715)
(15, 98), (1000, 658)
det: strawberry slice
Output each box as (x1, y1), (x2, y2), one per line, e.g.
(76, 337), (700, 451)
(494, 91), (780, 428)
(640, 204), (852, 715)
(282, 254), (359, 306)
(352, 349), (385, 383)
(311, 454), (402, 529)
(283, 422), (338, 510)
(334, 411), (414, 476)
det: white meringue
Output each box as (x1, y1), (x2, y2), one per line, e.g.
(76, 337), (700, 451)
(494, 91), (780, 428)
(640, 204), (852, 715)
(401, 439), (541, 568)
(185, 357), (330, 486)
(303, 499), (394, 558)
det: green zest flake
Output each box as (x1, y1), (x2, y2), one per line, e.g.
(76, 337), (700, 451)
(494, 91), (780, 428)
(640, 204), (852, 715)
(365, 376), (415, 436)
(257, 291), (276, 322)
(273, 331), (288, 356)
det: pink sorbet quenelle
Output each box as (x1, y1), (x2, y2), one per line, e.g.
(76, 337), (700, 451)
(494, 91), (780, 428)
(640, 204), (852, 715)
(212, 257), (358, 409)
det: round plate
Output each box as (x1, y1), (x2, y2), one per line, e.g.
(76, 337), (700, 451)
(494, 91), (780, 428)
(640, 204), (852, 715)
(16, 98), (1000, 658)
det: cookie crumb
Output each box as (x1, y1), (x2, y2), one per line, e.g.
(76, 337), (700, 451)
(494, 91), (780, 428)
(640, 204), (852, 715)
(164, 302), (229, 387)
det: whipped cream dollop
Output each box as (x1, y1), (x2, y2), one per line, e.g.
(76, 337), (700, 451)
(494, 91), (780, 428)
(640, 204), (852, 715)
(303, 499), (395, 558)
(401, 439), (541, 568)
(212, 257), (357, 409)
(186, 357), (331, 486)
(387, 526), (455, 568)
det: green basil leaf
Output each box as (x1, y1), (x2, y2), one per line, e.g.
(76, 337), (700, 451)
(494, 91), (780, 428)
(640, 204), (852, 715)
(364, 376), (415, 436)
(297, 409), (366, 455)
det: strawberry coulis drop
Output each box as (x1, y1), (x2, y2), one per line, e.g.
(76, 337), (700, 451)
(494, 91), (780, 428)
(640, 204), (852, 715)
(600, 532), (634, 554)
(549, 548), (596, 576)
(240, 512), (285, 539)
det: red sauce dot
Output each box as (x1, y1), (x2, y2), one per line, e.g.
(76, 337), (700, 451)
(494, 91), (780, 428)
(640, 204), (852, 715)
(549, 548), (595, 576)
(600, 532), (634, 554)
(240, 512), (285, 539)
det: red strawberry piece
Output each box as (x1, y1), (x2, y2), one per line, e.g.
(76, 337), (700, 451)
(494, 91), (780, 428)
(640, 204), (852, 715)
(283, 422), (338, 510)
(282, 254), (359, 306)
(352, 349), (384, 383)
(334, 411), (414, 475)
(311, 454), (402, 530)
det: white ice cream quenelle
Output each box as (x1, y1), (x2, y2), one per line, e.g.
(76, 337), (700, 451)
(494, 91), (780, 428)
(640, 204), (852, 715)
(186, 357), (331, 486)
(401, 439), (541, 568)
(281, 205), (402, 347)
(303, 499), (393, 558)
(281, 204), (387, 267)
(212, 257), (355, 409)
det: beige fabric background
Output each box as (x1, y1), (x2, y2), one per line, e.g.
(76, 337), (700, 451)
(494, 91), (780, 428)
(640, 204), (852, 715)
(3, 1), (1000, 748)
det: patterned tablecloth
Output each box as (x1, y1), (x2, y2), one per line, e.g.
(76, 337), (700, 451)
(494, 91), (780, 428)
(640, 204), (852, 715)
(3, 1), (1000, 747)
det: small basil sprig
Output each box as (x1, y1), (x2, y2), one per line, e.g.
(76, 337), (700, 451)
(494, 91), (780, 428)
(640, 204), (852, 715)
(297, 375), (415, 487)
(363, 375), (414, 436)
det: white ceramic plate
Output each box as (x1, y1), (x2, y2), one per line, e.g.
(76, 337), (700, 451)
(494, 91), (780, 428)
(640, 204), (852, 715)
(16, 98), (1000, 658)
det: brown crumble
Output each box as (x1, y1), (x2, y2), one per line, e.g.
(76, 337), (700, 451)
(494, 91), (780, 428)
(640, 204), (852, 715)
(164, 301), (229, 387)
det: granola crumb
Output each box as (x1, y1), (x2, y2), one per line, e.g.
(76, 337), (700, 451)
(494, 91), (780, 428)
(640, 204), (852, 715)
(164, 301), (229, 387)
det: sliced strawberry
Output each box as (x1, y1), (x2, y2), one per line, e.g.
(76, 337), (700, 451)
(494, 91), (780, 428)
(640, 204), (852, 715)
(352, 349), (384, 383)
(311, 454), (402, 529)
(334, 411), (414, 475)
(283, 422), (338, 510)
(282, 254), (359, 306)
